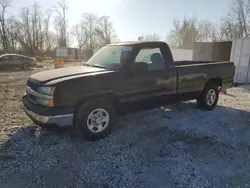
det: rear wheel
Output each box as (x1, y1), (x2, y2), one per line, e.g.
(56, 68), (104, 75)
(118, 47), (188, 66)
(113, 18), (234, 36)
(74, 99), (116, 141)
(22, 63), (30, 70)
(197, 82), (219, 111)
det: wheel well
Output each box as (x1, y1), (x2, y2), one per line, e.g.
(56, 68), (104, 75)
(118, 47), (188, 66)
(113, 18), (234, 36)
(207, 78), (222, 87)
(73, 95), (118, 125)
(22, 62), (30, 67)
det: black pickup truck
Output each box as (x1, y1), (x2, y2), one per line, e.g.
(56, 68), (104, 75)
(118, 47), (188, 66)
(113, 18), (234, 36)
(22, 41), (235, 140)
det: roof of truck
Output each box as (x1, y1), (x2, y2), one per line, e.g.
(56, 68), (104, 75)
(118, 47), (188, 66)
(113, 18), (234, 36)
(109, 41), (167, 46)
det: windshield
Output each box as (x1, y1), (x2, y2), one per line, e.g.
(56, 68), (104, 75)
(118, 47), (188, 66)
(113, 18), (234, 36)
(84, 45), (133, 70)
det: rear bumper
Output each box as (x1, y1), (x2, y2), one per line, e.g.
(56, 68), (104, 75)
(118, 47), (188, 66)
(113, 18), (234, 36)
(223, 82), (234, 90)
(223, 78), (234, 90)
(22, 95), (73, 127)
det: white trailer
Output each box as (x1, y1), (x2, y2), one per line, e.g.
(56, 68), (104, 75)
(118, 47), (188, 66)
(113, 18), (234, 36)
(230, 38), (250, 84)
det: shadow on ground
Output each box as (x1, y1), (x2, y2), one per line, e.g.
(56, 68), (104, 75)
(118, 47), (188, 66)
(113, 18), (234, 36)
(233, 84), (250, 92)
(1, 102), (250, 188)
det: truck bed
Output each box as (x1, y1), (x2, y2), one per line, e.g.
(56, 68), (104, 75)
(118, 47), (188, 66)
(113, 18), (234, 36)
(175, 60), (235, 94)
(174, 61), (232, 67)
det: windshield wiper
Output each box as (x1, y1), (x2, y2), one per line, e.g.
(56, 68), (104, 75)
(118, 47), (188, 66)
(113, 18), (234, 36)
(91, 64), (106, 69)
(83, 63), (106, 69)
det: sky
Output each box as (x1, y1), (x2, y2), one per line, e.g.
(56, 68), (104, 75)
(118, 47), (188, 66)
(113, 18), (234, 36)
(10, 0), (232, 43)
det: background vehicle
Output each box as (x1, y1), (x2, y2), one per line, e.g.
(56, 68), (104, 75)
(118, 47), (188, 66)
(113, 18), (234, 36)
(42, 55), (53, 61)
(22, 41), (235, 141)
(0, 54), (37, 70)
(35, 55), (53, 62)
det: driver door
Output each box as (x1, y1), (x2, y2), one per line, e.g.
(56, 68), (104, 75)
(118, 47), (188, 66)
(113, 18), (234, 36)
(133, 47), (167, 99)
(121, 46), (176, 102)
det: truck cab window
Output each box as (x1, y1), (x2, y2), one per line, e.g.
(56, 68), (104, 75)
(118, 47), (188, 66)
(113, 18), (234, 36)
(135, 48), (165, 71)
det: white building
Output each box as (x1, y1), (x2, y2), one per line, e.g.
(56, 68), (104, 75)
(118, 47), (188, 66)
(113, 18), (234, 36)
(230, 38), (250, 84)
(170, 48), (193, 61)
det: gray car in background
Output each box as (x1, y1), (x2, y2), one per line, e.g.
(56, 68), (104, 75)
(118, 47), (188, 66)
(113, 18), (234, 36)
(0, 54), (37, 70)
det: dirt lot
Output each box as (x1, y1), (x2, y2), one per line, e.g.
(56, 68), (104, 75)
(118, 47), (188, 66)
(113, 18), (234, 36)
(0, 67), (250, 188)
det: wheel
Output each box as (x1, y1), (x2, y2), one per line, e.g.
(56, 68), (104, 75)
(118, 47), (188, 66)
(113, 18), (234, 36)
(22, 63), (30, 70)
(74, 99), (116, 141)
(197, 82), (219, 111)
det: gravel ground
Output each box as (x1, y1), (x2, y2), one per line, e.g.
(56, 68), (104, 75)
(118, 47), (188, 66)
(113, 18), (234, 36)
(0, 67), (250, 188)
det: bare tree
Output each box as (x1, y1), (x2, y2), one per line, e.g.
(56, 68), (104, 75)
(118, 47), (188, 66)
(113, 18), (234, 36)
(209, 25), (223, 42)
(82, 12), (98, 49)
(14, 3), (45, 54)
(8, 3), (57, 55)
(220, 18), (242, 40)
(15, 7), (33, 54)
(53, 0), (68, 47)
(95, 16), (117, 46)
(138, 33), (160, 41)
(221, 0), (249, 39)
(43, 9), (53, 51)
(0, 1), (118, 55)
(73, 13), (117, 50)
(197, 20), (222, 42)
(31, 3), (43, 53)
(72, 23), (87, 49)
(0, 0), (11, 50)
(5, 16), (18, 51)
(166, 17), (199, 49)
(166, 16), (225, 48)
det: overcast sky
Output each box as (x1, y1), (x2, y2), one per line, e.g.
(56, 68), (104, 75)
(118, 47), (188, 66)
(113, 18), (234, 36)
(10, 0), (231, 42)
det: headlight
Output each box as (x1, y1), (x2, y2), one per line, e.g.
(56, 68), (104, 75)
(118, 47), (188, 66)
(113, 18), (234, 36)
(37, 97), (54, 107)
(37, 86), (55, 96)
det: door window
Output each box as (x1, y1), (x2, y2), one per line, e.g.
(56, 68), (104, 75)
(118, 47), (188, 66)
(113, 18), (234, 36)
(135, 48), (166, 71)
(0, 56), (9, 60)
(9, 56), (20, 60)
(13, 56), (20, 60)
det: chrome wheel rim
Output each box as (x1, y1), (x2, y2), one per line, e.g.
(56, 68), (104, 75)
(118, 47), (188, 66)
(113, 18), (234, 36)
(23, 63), (30, 70)
(206, 89), (216, 105)
(87, 108), (110, 133)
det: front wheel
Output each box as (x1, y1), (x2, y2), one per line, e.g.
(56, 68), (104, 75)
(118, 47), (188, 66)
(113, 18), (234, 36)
(197, 83), (219, 111)
(74, 99), (116, 141)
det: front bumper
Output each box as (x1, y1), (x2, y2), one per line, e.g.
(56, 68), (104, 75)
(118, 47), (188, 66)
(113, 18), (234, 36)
(23, 95), (74, 127)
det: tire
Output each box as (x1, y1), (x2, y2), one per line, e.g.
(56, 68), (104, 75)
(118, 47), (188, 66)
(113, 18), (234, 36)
(197, 82), (219, 111)
(74, 99), (116, 141)
(22, 63), (31, 70)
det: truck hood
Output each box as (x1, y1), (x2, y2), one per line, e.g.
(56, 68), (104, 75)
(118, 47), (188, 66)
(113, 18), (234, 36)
(30, 66), (111, 84)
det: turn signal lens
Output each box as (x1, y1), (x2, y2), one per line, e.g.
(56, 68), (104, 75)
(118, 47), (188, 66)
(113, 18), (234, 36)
(49, 99), (54, 107)
(51, 87), (55, 96)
